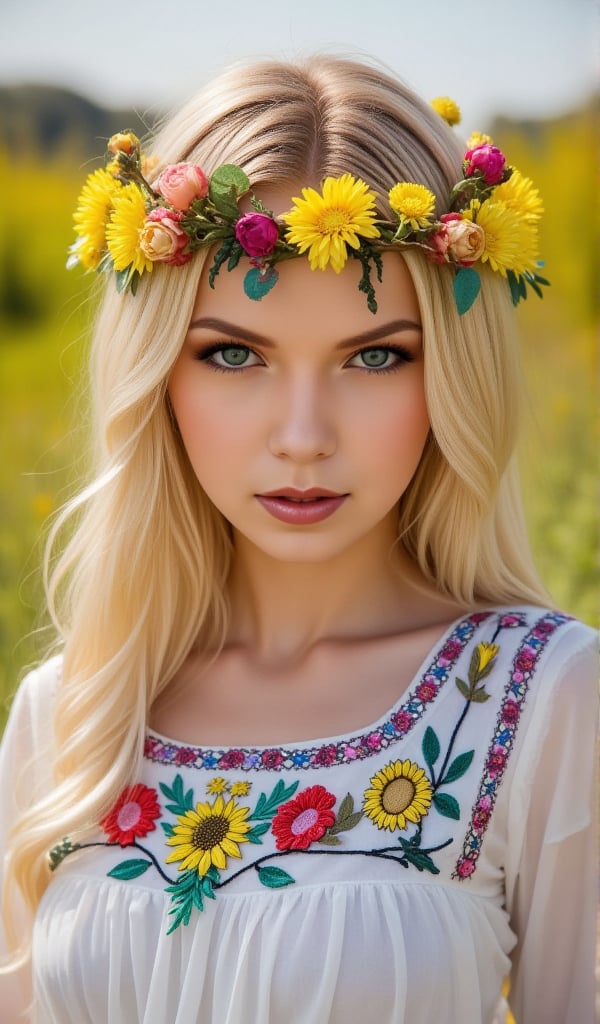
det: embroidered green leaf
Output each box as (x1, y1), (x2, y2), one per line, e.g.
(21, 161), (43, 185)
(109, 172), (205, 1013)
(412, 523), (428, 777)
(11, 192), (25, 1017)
(243, 267), (279, 301)
(402, 848), (440, 874)
(159, 774), (195, 816)
(250, 780), (299, 821)
(453, 266), (480, 314)
(204, 864), (221, 884)
(161, 821), (175, 837)
(422, 726), (440, 770)
(257, 865), (296, 889)
(455, 677), (470, 700)
(166, 869), (205, 933)
(317, 832), (342, 846)
(49, 838), (80, 870)
(433, 793), (460, 820)
(247, 821), (271, 843)
(442, 750), (474, 784)
(470, 687), (491, 703)
(107, 859), (152, 881)
(327, 793), (363, 835)
(200, 875), (216, 900)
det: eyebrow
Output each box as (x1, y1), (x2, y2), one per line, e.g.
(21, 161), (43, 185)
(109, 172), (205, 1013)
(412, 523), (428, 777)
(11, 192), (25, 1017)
(187, 316), (422, 349)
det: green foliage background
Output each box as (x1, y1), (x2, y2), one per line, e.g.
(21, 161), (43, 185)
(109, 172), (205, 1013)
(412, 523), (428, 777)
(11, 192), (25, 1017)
(0, 102), (597, 730)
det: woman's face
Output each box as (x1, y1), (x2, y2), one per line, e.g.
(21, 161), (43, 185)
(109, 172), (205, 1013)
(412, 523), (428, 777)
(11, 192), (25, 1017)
(168, 246), (430, 565)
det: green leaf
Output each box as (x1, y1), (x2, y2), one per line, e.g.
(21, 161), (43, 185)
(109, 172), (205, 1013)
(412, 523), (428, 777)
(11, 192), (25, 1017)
(208, 237), (236, 288)
(442, 750), (474, 784)
(243, 267), (279, 301)
(247, 821), (271, 843)
(453, 266), (480, 314)
(422, 726), (440, 770)
(433, 793), (460, 820)
(470, 688), (491, 703)
(317, 832), (342, 846)
(402, 849), (439, 874)
(160, 821), (175, 837)
(455, 677), (470, 700)
(257, 865), (296, 889)
(251, 779), (299, 821)
(115, 267), (132, 294)
(337, 793), (355, 820)
(107, 859), (152, 881)
(328, 812), (363, 835)
(205, 865), (221, 885)
(211, 164), (251, 196)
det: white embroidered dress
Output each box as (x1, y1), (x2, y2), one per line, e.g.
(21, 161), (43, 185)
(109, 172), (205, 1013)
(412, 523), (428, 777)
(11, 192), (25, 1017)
(0, 607), (597, 1023)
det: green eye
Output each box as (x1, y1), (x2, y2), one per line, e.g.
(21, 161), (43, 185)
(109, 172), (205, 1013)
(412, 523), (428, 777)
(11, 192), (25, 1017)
(220, 346), (251, 366)
(360, 349), (389, 368)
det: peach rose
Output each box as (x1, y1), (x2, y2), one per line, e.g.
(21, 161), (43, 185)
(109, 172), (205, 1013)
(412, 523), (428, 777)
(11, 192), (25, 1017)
(156, 163), (209, 211)
(442, 215), (485, 264)
(139, 208), (191, 266)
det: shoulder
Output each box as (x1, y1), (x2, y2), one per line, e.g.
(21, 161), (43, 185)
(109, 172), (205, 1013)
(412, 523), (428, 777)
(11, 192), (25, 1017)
(2, 654), (63, 751)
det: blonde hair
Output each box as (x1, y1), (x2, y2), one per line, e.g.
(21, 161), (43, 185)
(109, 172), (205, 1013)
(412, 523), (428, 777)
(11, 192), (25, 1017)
(3, 54), (548, 960)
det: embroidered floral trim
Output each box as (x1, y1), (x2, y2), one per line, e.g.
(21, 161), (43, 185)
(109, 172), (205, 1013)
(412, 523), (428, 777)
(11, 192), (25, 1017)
(144, 612), (491, 773)
(454, 610), (571, 879)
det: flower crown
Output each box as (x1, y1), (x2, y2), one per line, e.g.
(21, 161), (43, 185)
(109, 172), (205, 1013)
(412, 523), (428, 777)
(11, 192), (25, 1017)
(68, 98), (548, 315)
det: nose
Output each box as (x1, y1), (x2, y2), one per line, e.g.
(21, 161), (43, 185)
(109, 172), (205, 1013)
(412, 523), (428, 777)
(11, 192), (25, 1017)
(268, 371), (337, 462)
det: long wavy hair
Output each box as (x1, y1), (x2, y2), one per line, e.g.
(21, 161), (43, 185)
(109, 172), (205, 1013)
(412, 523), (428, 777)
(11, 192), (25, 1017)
(3, 54), (549, 962)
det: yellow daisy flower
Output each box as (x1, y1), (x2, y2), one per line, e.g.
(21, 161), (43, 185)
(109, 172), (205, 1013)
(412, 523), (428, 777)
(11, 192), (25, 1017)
(492, 168), (543, 223)
(206, 777), (228, 795)
(466, 131), (493, 149)
(72, 168), (122, 270)
(430, 96), (461, 127)
(105, 182), (154, 275)
(363, 758), (433, 831)
(281, 173), (380, 273)
(464, 198), (539, 278)
(388, 182), (436, 230)
(230, 781), (252, 797)
(165, 794), (251, 876)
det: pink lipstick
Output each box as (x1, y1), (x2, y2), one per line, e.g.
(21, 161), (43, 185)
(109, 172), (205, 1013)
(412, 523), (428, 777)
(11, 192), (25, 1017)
(256, 488), (348, 525)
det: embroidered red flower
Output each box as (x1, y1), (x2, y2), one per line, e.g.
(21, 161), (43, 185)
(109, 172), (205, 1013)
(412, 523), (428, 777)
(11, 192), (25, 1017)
(175, 747), (197, 766)
(101, 783), (161, 846)
(439, 639), (463, 661)
(486, 746), (508, 778)
(392, 709), (412, 734)
(313, 744), (338, 766)
(515, 649), (536, 673)
(218, 749), (245, 769)
(261, 749), (285, 769)
(271, 785), (336, 850)
(501, 700), (520, 725)
(416, 681), (438, 703)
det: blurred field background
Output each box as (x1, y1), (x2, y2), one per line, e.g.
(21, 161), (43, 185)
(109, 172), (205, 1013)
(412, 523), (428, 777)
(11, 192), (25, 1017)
(0, 89), (597, 730)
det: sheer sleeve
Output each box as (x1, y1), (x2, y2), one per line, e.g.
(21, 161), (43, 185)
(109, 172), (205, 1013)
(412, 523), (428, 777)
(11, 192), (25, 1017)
(503, 624), (598, 1024)
(0, 659), (60, 1022)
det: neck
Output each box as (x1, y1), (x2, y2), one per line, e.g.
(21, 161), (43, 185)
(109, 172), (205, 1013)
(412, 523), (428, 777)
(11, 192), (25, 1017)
(224, 516), (455, 667)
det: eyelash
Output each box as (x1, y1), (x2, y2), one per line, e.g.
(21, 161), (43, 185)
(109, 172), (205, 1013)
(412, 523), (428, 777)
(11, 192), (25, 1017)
(194, 342), (415, 375)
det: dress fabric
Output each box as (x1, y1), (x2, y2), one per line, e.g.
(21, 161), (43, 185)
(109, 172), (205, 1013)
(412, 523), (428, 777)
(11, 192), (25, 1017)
(0, 606), (597, 1024)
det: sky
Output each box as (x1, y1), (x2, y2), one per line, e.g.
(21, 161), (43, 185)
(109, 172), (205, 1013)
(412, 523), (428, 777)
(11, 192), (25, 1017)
(1, 0), (597, 134)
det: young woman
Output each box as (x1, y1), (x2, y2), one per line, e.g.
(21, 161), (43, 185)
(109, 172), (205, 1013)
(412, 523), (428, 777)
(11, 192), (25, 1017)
(1, 56), (596, 1023)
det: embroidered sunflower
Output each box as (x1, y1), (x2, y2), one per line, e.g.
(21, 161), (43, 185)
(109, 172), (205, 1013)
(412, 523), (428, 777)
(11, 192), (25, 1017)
(206, 776), (228, 795)
(165, 794), (251, 875)
(105, 182), (154, 275)
(281, 173), (380, 273)
(363, 758), (433, 831)
(463, 198), (539, 277)
(71, 167), (122, 269)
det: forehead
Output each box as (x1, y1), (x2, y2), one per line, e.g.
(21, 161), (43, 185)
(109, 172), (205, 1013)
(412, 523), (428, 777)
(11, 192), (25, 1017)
(192, 250), (421, 344)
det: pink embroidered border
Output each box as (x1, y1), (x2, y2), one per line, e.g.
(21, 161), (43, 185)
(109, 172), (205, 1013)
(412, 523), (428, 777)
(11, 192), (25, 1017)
(453, 610), (571, 879)
(144, 612), (491, 773)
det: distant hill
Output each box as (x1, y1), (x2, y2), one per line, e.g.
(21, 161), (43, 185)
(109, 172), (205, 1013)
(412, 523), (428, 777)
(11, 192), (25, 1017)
(0, 84), (158, 160)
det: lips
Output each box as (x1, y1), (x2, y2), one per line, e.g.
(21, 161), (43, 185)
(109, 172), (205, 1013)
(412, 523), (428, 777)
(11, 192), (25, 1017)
(255, 488), (348, 525)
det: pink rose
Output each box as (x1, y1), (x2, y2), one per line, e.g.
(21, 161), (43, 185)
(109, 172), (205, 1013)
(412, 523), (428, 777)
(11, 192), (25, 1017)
(457, 858), (476, 878)
(139, 208), (191, 266)
(156, 162), (209, 211)
(235, 213), (279, 258)
(441, 213), (485, 264)
(464, 144), (506, 185)
(429, 225), (450, 263)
